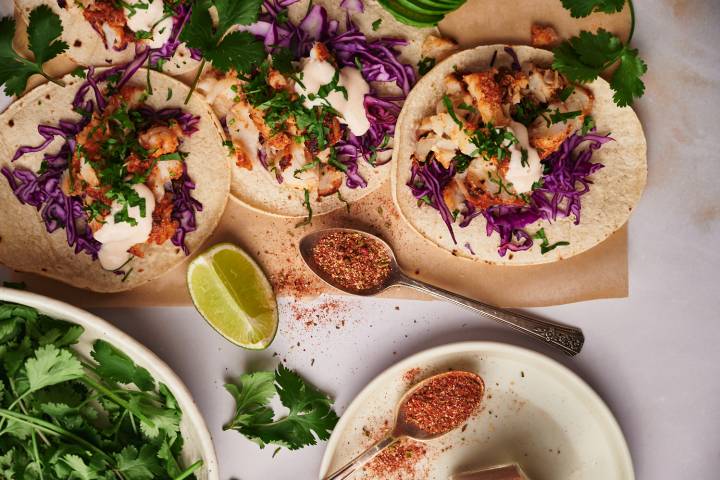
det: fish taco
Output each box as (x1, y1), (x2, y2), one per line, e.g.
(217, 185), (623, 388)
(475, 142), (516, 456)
(392, 45), (647, 264)
(0, 66), (231, 291)
(15, 0), (200, 74)
(194, 0), (442, 218)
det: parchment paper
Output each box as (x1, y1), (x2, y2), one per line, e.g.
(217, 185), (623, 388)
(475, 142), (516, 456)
(4, 0), (634, 307)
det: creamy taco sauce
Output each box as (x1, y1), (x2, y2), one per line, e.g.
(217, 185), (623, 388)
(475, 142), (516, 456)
(123, 0), (172, 49)
(296, 59), (370, 136)
(94, 184), (155, 271)
(505, 121), (542, 194)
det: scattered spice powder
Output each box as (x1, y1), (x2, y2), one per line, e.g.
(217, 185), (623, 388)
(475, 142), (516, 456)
(311, 231), (392, 292)
(364, 439), (427, 478)
(401, 371), (484, 436)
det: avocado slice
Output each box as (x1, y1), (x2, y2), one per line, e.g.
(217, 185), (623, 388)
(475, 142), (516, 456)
(393, 0), (453, 15)
(377, 0), (445, 27)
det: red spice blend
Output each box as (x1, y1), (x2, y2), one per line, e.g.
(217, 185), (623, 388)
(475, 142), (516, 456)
(311, 231), (392, 292)
(401, 371), (484, 436)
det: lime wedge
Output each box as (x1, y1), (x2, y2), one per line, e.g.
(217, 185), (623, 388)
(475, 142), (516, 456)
(187, 243), (278, 350)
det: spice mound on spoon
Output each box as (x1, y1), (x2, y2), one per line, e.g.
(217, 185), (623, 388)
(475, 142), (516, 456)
(299, 228), (585, 356)
(324, 371), (485, 480)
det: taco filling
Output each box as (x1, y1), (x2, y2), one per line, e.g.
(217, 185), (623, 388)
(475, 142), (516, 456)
(407, 48), (612, 257)
(197, 0), (415, 205)
(63, 0), (196, 61)
(2, 66), (203, 273)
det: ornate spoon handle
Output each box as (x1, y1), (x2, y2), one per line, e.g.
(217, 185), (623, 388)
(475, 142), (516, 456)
(396, 275), (584, 356)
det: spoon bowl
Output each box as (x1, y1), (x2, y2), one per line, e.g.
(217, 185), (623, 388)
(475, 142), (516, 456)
(298, 228), (401, 296)
(299, 228), (585, 356)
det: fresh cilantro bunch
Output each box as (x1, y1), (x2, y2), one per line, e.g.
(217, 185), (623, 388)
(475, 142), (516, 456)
(224, 364), (339, 451)
(0, 301), (202, 479)
(0, 6), (68, 97)
(554, 0), (647, 107)
(180, 0), (266, 101)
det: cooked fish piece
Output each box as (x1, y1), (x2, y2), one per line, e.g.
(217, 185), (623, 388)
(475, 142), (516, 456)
(421, 35), (459, 63)
(463, 70), (509, 126)
(278, 142), (319, 191)
(528, 85), (594, 159)
(318, 164), (343, 197)
(196, 70), (243, 119)
(227, 102), (260, 170)
(531, 24), (560, 48)
(139, 125), (182, 158)
(147, 159), (183, 201)
(522, 62), (567, 104)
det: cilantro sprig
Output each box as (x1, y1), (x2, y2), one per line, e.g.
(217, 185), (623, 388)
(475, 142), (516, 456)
(534, 228), (570, 254)
(224, 364), (339, 451)
(180, 0), (265, 103)
(0, 6), (68, 96)
(554, 0), (647, 107)
(0, 301), (202, 479)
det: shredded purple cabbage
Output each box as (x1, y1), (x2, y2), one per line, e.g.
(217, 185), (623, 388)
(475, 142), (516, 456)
(409, 131), (612, 256)
(407, 158), (457, 243)
(170, 163), (203, 255)
(504, 46), (521, 72)
(4, 65), (203, 265)
(248, 0), (416, 189)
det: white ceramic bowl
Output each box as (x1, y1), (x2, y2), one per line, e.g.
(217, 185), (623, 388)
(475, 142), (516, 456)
(0, 287), (219, 479)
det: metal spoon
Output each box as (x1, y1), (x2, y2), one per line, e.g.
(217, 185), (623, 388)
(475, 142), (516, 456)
(323, 371), (484, 480)
(299, 228), (584, 356)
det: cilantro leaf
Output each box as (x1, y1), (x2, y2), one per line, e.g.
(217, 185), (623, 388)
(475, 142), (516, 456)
(553, 29), (647, 106)
(25, 344), (84, 393)
(271, 47), (295, 74)
(28, 5), (69, 64)
(214, 0), (264, 33)
(0, 6), (67, 96)
(534, 228), (570, 254)
(60, 454), (101, 480)
(90, 339), (155, 391)
(224, 364), (339, 450)
(561, 0), (625, 18)
(179, 3), (216, 52)
(610, 46), (647, 107)
(204, 31), (266, 73)
(114, 445), (161, 480)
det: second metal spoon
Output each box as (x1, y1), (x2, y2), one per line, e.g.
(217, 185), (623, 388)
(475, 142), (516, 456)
(299, 228), (584, 356)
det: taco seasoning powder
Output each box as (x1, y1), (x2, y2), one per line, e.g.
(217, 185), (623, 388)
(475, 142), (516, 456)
(311, 231), (392, 292)
(401, 371), (484, 436)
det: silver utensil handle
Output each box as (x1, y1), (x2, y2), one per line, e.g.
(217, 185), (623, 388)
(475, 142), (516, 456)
(323, 436), (398, 480)
(397, 276), (584, 356)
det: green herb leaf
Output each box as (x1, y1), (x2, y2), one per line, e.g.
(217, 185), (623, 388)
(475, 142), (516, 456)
(372, 18), (382, 31)
(442, 95), (463, 129)
(214, 0), (264, 32)
(0, 6), (67, 96)
(296, 189), (313, 227)
(553, 29), (647, 106)
(561, 0), (625, 18)
(224, 364), (339, 450)
(534, 228), (570, 254)
(418, 57), (436, 75)
(25, 345), (84, 393)
(610, 46), (647, 107)
(206, 30), (266, 73)
(91, 339), (155, 391)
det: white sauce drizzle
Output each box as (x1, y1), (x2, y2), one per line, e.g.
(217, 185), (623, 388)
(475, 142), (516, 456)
(504, 121), (543, 195)
(295, 57), (371, 136)
(93, 184), (155, 271)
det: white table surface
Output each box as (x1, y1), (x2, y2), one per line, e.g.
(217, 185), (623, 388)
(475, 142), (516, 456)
(2, 1), (720, 479)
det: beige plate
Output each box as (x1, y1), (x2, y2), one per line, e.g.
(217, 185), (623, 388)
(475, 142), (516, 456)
(0, 287), (219, 480)
(319, 342), (633, 480)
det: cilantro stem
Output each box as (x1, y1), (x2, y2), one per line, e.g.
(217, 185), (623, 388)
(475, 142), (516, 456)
(173, 460), (204, 480)
(0, 408), (113, 463)
(185, 58), (207, 104)
(628, 0), (636, 43)
(80, 376), (156, 427)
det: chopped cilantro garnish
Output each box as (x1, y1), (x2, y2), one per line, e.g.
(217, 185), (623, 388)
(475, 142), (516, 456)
(372, 18), (382, 31)
(418, 57), (436, 75)
(534, 228), (570, 254)
(296, 189), (313, 227)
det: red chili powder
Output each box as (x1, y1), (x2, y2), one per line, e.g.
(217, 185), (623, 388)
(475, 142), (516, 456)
(311, 231), (392, 292)
(364, 439), (427, 478)
(401, 371), (484, 436)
